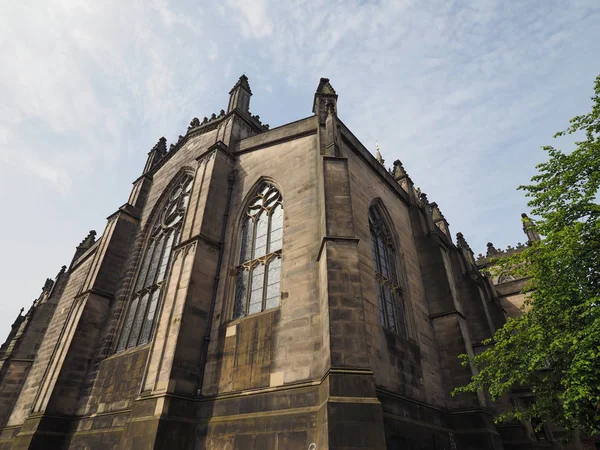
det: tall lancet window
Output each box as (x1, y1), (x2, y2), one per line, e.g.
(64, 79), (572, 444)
(233, 182), (283, 319)
(369, 204), (407, 337)
(117, 174), (194, 352)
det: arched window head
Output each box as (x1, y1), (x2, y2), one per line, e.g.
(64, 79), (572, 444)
(369, 204), (407, 337)
(117, 174), (194, 352)
(233, 182), (283, 319)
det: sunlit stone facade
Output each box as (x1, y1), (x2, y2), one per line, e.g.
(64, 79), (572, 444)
(0, 76), (573, 450)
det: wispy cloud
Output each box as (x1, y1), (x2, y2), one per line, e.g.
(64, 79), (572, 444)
(0, 0), (598, 336)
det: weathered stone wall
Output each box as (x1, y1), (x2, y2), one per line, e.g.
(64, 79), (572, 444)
(341, 131), (445, 407)
(202, 119), (322, 398)
(5, 252), (95, 429)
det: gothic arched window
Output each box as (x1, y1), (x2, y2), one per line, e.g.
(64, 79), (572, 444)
(369, 204), (407, 337)
(116, 174), (194, 352)
(233, 182), (283, 319)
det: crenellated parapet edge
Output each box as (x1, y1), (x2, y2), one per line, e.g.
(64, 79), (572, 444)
(475, 213), (541, 266)
(141, 75), (270, 180)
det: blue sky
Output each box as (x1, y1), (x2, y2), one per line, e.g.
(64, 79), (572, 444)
(0, 0), (599, 338)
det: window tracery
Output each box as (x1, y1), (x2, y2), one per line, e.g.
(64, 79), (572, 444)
(116, 174), (194, 351)
(369, 204), (407, 336)
(233, 182), (283, 319)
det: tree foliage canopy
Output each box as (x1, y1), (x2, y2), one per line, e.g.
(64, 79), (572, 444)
(454, 76), (600, 437)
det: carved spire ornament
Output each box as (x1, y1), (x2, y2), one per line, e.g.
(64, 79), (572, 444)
(375, 141), (385, 165)
(521, 213), (541, 244)
(228, 74), (252, 113)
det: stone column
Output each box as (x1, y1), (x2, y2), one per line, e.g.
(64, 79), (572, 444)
(314, 78), (387, 450)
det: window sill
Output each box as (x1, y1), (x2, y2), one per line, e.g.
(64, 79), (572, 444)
(226, 307), (280, 326)
(106, 343), (152, 361)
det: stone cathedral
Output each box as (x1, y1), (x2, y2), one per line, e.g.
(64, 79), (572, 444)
(0, 76), (574, 450)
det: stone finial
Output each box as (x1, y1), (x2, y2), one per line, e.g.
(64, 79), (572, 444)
(315, 77), (337, 96)
(456, 232), (476, 264)
(312, 77), (338, 120)
(219, 109), (225, 117)
(43, 278), (54, 292)
(392, 160), (407, 180)
(58, 265), (67, 275)
(77, 230), (97, 251)
(188, 117), (200, 131)
(521, 213), (541, 244)
(152, 137), (167, 157)
(144, 137), (167, 173)
(456, 232), (469, 250)
(19, 307), (24, 316)
(375, 141), (385, 166)
(486, 242), (498, 257)
(430, 202), (444, 221)
(418, 192), (429, 208)
(210, 113), (217, 120)
(227, 74), (252, 113)
(229, 74), (252, 95)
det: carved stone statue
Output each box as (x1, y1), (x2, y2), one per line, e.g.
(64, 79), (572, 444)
(521, 213), (541, 244)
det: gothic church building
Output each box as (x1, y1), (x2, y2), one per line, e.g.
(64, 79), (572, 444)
(0, 76), (555, 449)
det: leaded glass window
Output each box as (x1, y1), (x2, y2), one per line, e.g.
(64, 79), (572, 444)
(369, 205), (407, 337)
(116, 174), (193, 351)
(233, 183), (283, 319)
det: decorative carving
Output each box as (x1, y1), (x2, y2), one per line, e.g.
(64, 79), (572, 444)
(315, 77), (337, 96)
(418, 192), (429, 208)
(392, 160), (407, 180)
(202, 117), (208, 125)
(456, 232), (476, 264)
(456, 232), (470, 251)
(430, 202), (444, 221)
(78, 230), (97, 250)
(229, 74), (252, 95)
(522, 213), (541, 244)
(219, 109), (225, 117)
(188, 118), (200, 131)
(42, 278), (54, 292)
(375, 141), (384, 165)
(210, 113), (217, 120)
(326, 101), (336, 116)
(486, 242), (499, 257)
(198, 150), (216, 167)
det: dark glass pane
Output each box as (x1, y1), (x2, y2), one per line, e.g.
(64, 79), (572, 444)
(265, 258), (281, 310)
(128, 293), (149, 348)
(248, 264), (265, 315)
(118, 296), (139, 351)
(139, 289), (161, 344)
(135, 240), (155, 292)
(370, 232), (380, 272)
(376, 282), (386, 326)
(233, 270), (249, 319)
(156, 231), (175, 283)
(377, 236), (388, 278)
(388, 248), (398, 284)
(384, 285), (396, 331)
(145, 235), (164, 289)
(268, 204), (283, 252)
(254, 212), (268, 258)
(239, 218), (253, 263)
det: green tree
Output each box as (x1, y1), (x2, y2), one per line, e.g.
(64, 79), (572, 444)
(454, 75), (600, 437)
